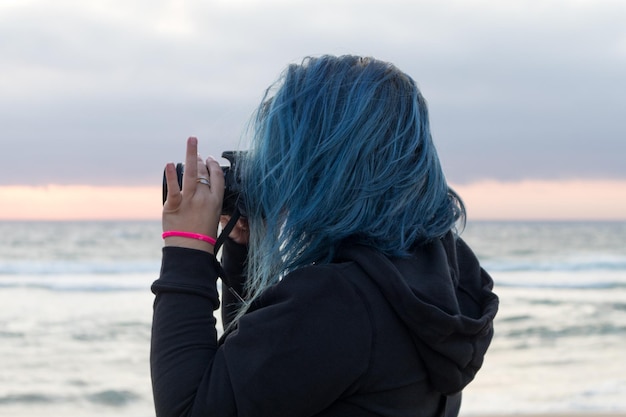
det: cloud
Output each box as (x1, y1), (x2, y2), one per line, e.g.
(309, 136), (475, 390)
(0, 185), (162, 220)
(1, 0), (625, 186)
(452, 179), (626, 220)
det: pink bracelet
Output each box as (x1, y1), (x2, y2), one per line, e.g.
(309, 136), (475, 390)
(162, 231), (217, 246)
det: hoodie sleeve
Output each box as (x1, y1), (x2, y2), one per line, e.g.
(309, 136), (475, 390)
(150, 246), (231, 417)
(151, 250), (372, 417)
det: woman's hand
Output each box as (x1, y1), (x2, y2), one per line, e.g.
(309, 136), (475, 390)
(162, 137), (224, 254)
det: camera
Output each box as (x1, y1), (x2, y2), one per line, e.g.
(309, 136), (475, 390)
(162, 150), (245, 216)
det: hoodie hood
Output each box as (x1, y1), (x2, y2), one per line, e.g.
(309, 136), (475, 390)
(337, 232), (499, 394)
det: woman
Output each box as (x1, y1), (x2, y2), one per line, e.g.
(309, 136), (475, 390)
(152, 55), (498, 417)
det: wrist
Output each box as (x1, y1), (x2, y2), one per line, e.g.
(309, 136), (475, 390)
(162, 231), (216, 254)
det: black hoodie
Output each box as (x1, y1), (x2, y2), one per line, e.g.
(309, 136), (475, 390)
(151, 232), (498, 417)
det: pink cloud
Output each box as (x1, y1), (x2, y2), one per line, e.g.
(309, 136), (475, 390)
(0, 185), (162, 220)
(452, 179), (626, 220)
(1, 180), (625, 221)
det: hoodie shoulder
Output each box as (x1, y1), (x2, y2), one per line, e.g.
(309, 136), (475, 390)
(336, 233), (499, 394)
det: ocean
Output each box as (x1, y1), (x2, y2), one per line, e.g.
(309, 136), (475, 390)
(0, 220), (625, 416)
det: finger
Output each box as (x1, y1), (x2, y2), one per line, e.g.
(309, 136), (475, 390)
(237, 218), (249, 231)
(182, 137), (198, 193)
(164, 163), (182, 208)
(206, 156), (224, 197)
(197, 154), (210, 179)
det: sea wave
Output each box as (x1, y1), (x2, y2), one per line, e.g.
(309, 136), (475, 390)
(503, 323), (626, 342)
(0, 389), (142, 407)
(490, 268), (626, 290)
(483, 256), (626, 273)
(0, 273), (227, 293)
(4, 254), (625, 276)
(0, 275), (155, 292)
(494, 280), (626, 290)
(0, 260), (160, 276)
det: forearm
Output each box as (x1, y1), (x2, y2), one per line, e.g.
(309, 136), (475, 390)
(151, 247), (221, 417)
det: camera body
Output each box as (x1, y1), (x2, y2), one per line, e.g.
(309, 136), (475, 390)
(162, 151), (245, 216)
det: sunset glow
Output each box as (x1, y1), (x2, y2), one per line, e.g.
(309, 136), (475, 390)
(1, 180), (625, 221)
(0, 185), (162, 221)
(451, 179), (626, 221)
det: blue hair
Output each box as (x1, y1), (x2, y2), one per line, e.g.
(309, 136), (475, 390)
(238, 55), (464, 311)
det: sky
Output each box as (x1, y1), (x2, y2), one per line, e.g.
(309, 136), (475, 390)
(1, 0), (625, 220)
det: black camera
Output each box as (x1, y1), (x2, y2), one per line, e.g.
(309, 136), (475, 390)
(162, 150), (245, 216)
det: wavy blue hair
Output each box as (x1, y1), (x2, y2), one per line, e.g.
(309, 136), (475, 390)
(239, 55), (464, 310)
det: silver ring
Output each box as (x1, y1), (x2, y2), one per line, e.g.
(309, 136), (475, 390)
(196, 177), (211, 187)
